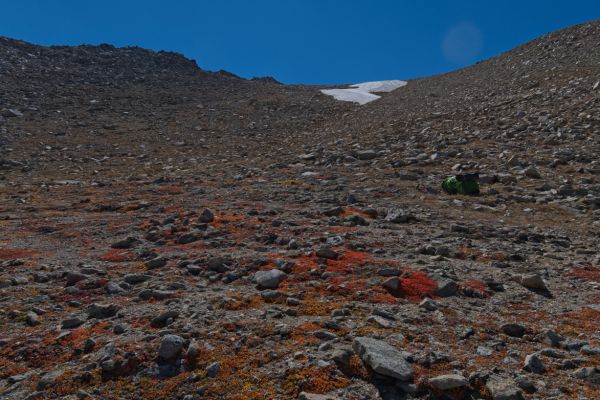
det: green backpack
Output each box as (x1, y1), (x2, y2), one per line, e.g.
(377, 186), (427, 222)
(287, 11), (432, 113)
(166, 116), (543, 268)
(442, 174), (480, 195)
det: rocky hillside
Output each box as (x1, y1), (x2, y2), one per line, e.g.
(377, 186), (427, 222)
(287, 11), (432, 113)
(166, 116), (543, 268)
(0, 20), (599, 400)
(0, 36), (352, 174)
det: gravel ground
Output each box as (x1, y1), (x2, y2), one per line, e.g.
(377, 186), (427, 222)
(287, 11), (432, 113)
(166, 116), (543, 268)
(0, 20), (599, 400)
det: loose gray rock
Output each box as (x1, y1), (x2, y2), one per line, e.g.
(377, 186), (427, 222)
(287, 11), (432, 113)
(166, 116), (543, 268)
(378, 268), (400, 277)
(486, 378), (525, 400)
(352, 336), (412, 381)
(298, 392), (340, 400)
(514, 374), (536, 393)
(451, 224), (470, 234)
(313, 330), (337, 341)
(26, 311), (40, 326)
(538, 329), (564, 347)
(385, 208), (412, 223)
(150, 310), (179, 328)
(158, 334), (185, 360)
(206, 361), (220, 378)
(111, 237), (138, 249)
(139, 289), (175, 301)
(331, 348), (353, 369)
(61, 317), (84, 329)
(573, 367), (600, 385)
(435, 278), (458, 297)
(419, 297), (438, 311)
(524, 166), (541, 179)
(382, 276), (400, 291)
(523, 353), (545, 373)
(123, 274), (151, 284)
(581, 345), (600, 355)
(199, 208), (215, 223)
(355, 150), (377, 160)
(36, 369), (64, 391)
(315, 248), (339, 260)
(254, 269), (287, 289)
(520, 273), (548, 291)
(8, 371), (33, 384)
(207, 257), (230, 272)
(429, 374), (468, 390)
(145, 256), (167, 269)
(65, 272), (87, 286)
(106, 281), (126, 294)
(501, 323), (526, 338)
(87, 303), (120, 319)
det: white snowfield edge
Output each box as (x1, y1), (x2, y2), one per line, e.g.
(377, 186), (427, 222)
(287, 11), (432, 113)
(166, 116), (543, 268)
(321, 80), (407, 105)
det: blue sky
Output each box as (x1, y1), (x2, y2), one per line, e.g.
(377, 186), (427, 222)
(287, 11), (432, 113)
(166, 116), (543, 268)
(1, 1), (598, 84)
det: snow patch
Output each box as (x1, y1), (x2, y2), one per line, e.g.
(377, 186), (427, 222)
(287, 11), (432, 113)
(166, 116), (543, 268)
(321, 80), (407, 105)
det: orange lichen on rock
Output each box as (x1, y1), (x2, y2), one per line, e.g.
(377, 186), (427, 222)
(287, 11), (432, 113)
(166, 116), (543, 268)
(286, 365), (350, 395)
(558, 307), (600, 335)
(460, 279), (491, 298)
(398, 270), (438, 301)
(347, 354), (371, 379)
(290, 322), (321, 345)
(128, 373), (195, 400)
(65, 321), (111, 347)
(328, 226), (356, 233)
(565, 264), (600, 282)
(99, 249), (137, 262)
(222, 294), (263, 310)
(0, 358), (29, 379)
(196, 347), (278, 399)
(210, 213), (245, 228)
(370, 292), (398, 304)
(340, 207), (372, 219)
(326, 248), (371, 273)
(0, 247), (39, 260)
(298, 297), (341, 316)
(275, 255), (319, 288)
(157, 185), (184, 194)
(454, 246), (508, 262)
(323, 276), (398, 304)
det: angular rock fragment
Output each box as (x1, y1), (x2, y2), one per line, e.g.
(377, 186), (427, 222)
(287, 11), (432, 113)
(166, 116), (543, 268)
(435, 278), (458, 297)
(519, 273), (548, 291)
(523, 353), (545, 373)
(254, 269), (286, 289)
(61, 317), (84, 329)
(573, 367), (600, 385)
(486, 378), (525, 400)
(429, 373), (468, 390)
(158, 334), (185, 360)
(111, 237), (138, 249)
(315, 248), (339, 260)
(382, 276), (400, 291)
(384, 208), (413, 223)
(150, 310), (179, 328)
(355, 150), (378, 160)
(145, 256), (167, 269)
(65, 272), (88, 286)
(87, 303), (120, 319)
(199, 208), (215, 223)
(352, 337), (412, 381)
(123, 274), (152, 284)
(501, 323), (526, 338)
